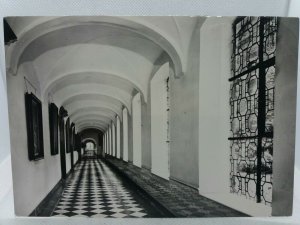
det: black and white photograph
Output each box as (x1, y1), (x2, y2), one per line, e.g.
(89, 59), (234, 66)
(2, 16), (299, 218)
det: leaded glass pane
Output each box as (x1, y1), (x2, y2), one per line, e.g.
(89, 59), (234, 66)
(230, 69), (259, 137)
(230, 139), (257, 201)
(233, 17), (260, 76)
(263, 18), (278, 61)
(261, 137), (273, 205)
(265, 65), (275, 133)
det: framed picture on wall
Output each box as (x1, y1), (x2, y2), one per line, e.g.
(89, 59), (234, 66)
(49, 103), (59, 155)
(70, 123), (75, 151)
(25, 92), (44, 161)
(75, 134), (81, 151)
(66, 118), (70, 153)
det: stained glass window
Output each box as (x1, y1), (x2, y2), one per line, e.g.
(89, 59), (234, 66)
(230, 17), (278, 205)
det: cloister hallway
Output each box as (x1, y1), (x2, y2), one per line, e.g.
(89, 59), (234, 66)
(3, 16), (298, 217)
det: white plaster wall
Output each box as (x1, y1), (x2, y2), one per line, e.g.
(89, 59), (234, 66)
(122, 108), (129, 161)
(107, 127), (109, 154)
(198, 18), (231, 195)
(116, 116), (121, 159)
(103, 133), (106, 154)
(0, 69), (12, 202)
(64, 118), (72, 173)
(141, 95), (151, 169)
(106, 132), (108, 154)
(105, 132), (108, 156)
(169, 20), (201, 188)
(0, 71), (11, 162)
(112, 123), (116, 156)
(108, 130), (110, 155)
(109, 126), (112, 155)
(73, 151), (78, 164)
(66, 153), (72, 173)
(0, 156), (13, 202)
(150, 63), (170, 180)
(127, 113), (134, 162)
(7, 65), (61, 216)
(132, 93), (142, 167)
(107, 131), (109, 155)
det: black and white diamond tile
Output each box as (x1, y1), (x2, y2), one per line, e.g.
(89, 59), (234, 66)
(51, 159), (148, 218)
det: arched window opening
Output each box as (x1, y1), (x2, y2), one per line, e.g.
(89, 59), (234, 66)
(85, 141), (95, 150)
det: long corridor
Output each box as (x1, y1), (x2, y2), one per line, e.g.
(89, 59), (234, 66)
(4, 16), (296, 218)
(51, 158), (170, 218)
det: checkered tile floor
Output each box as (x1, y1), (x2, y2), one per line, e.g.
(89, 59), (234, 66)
(51, 159), (150, 218)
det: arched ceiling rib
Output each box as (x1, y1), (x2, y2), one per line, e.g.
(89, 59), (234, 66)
(75, 116), (111, 126)
(78, 126), (105, 133)
(52, 83), (131, 109)
(77, 120), (108, 128)
(69, 107), (117, 121)
(65, 100), (122, 119)
(63, 94), (123, 112)
(77, 122), (108, 132)
(44, 71), (140, 96)
(61, 93), (124, 112)
(71, 112), (115, 123)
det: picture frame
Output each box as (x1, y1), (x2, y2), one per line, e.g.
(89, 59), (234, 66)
(49, 103), (59, 155)
(65, 118), (70, 153)
(75, 134), (81, 151)
(70, 123), (75, 151)
(25, 92), (44, 161)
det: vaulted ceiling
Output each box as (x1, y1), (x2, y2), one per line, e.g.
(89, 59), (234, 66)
(5, 16), (203, 133)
